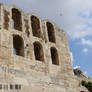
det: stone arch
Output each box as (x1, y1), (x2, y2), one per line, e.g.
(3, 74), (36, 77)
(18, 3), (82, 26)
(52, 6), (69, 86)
(31, 15), (41, 38)
(46, 22), (56, 43)
(13, 35), (24, 57)
(50, 47), (59, 65)
(12, 8), (22, 31)
(33, 42), (44, 61)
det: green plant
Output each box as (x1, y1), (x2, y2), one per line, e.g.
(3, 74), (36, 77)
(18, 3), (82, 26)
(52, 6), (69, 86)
(81, 80), (92, 92)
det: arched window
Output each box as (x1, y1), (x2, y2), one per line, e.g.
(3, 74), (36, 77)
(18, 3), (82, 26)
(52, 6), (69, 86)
(31, 15), (41, 38)
(46, 22), (56, 43)
(12, 8), (22, 31)
(33, 42), (44, 61)
(13, 35), (24, 57)
(50, 47), (59, 65)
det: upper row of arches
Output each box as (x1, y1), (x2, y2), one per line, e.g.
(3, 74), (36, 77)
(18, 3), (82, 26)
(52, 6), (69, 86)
(11, 8), (56, 43)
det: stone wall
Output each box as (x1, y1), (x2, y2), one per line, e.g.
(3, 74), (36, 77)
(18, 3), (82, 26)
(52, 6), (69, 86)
(0, 3), (89, 92)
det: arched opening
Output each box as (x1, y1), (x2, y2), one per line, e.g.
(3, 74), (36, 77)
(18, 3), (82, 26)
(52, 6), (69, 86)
(31, 15), (41, 38)
(13, 35), (24, 57)
(12, 8), (22, 31)
(33, 42), (44, 61)
(46, 22), (56, 43)
(50, 47), (59, 65)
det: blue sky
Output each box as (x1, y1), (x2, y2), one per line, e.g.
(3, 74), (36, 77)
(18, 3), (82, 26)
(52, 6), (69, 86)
(0, 0), (92, 77)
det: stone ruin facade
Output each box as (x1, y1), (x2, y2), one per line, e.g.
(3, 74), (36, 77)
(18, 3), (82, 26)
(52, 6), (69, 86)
(0, 3), (89, 92)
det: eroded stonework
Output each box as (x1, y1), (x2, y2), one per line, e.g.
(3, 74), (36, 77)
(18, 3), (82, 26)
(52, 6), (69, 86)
(0, 3), (89, 92)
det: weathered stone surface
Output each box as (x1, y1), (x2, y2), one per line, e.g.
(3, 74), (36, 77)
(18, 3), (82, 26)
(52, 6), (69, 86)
(0, 3), (91, 92)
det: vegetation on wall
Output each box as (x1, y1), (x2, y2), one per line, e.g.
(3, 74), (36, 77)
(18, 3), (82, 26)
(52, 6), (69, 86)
(81, 80), (92, 92)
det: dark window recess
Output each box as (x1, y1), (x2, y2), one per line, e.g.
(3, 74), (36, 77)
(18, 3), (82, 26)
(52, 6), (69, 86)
(10, 84), (13, 89)
(31, 16), (41, 38)
(15, 84), (18, 90)
(19, 85), (21, 90)
(0, 84), (2, 89)
(50, 47), (59, 65)
(33, 42), (44, 61)
(46, 22), (56, 43)
(13, 35), (24, 57)
(12, 8), (22, 31)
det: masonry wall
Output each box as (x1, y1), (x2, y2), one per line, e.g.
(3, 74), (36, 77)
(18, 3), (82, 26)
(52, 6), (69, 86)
(0, 4), (88, 92)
